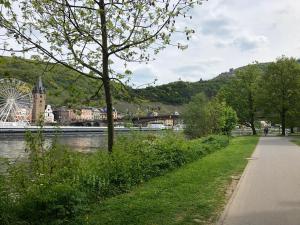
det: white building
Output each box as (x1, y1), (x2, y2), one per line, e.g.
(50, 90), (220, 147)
(44, 105), (55, 123)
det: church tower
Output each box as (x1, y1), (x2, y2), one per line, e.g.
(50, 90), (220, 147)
(31, 76), (46, 124)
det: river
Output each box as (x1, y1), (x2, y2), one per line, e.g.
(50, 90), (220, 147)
(0, 132), (112, 159)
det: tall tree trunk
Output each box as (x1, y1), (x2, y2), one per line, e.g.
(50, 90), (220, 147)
(103, 78), (114, 152)
(250, 113), (257, 135)
(291, 127), (294, 133)
(281, 110), (286, 136)
(100, 0), (114, 152)
(248, 93), (256, 135)
(250, 121), (257, 135)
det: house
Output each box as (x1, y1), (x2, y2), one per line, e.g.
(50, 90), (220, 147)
(80, 108), (93, 121)
(98, 107), (118, 120)
(44, 105), (55, 123)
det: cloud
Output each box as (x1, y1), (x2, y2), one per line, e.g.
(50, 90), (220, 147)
(200, 16), (236, 38)
(172, 58), (224, 81)
(231, 35), (268, 51)
(173, 65), (205, 79)
(130, 67), (157, 87)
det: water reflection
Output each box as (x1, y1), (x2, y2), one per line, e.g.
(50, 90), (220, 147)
(0, 133), (109, 159)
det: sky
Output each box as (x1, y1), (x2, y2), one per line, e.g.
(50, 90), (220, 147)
(129, 0), (300, 86)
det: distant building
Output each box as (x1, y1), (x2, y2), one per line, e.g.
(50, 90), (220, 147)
(53, 106), (119, 124)
(99, 107), (118, 120)
(92, 108), (102, 120)
(147, 111), (158, 117)
(53, 107), (68, 124)
(132, 114), (181, 128)
(53, 107), (79, 124)
(31, 76), (46, 123)
(80, 108), (93, 121)
(44, 105), (55, 123)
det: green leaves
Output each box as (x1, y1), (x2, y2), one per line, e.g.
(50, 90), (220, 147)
(183, 93), (237, 138)
(260, 56), (300, 133)
(219, 63), (262, 134)
(0, 0), (10, 8)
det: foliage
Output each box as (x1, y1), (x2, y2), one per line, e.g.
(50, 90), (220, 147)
(183, 93), (237, 138)
(292, 138), (300, 146)
(135, 78), (231, 105)
(260, 56), (300, 135)
(0, 131), (229, 225)
(0, 56), (103, 107)
(221, 103), (239, 135)
(0, 0), (206, 151)
(85, 136), (259, 225)
(219, 63), (262, 135)
(182, 93), (209, 138)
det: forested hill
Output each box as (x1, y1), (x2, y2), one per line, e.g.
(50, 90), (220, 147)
(133, 77), (231, 105)
(134, 61), (276, 105)
(0, 55), (271, 107)
(0, 56), (103, 107)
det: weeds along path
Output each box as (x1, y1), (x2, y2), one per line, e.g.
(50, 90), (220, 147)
(84, 136), (258, 225)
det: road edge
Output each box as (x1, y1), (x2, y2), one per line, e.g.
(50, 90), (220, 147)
(216, 136), (261, 225)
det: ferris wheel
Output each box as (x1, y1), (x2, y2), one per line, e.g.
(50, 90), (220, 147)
(0, 78), (33, 125)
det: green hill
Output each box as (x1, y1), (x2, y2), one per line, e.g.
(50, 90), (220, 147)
(0, 56), (102, 107)
(133, 71), (232, 105)
(134, 61), (279, 105)
(0, 56), (260, 113)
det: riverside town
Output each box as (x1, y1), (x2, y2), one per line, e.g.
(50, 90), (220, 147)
(1, 1), (300, 225)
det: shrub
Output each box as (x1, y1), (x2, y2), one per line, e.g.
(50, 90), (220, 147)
(78, 133), (229, 198)
(1, 132), (229, 225)
(15, 183), (86, 225)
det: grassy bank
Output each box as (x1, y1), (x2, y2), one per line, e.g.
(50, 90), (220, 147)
(0, 133), (230, 225)
(84, 136), (259, 225)
(292, 137), (300, 146)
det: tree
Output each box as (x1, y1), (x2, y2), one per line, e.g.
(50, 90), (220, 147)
(287, 108), (300, 133)
(221, 103), (238, 135)
(206, 99), (237, 135)
(261, 56), (300, 135)
(183, 93), (237, 138)
(183, 93), (209, 138)
(0, 0), (205, 152)
(219, 63), (262, 135)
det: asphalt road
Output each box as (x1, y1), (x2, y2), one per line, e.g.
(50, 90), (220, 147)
(219, 136), (300, 225)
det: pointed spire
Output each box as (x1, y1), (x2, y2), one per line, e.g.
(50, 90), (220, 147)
(32, 76), (45, 94)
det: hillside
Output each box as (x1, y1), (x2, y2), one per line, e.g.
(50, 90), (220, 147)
(0, 56), (101, 107)
(0, 56), (248, 113)
(135, 61), (278, 105)
(134, 71), (232, 105)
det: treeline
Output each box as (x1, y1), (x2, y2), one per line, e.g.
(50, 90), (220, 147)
(184, 56), (300, 137)
(134, 77), (231, 105)
(221, 56), (300, 135)
(0, 56), (228, 108)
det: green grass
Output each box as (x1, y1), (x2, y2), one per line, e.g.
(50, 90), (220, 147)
(83, 136), (259, 225)
(292, 137), (300, 146)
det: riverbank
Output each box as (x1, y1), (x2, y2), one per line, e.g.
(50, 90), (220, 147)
(0, 133), (230, 225)
(84, 136), (258, 225)
(0, 125), (164, 134)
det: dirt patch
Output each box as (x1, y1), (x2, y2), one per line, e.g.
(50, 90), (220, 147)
(225, 175), (241, 201)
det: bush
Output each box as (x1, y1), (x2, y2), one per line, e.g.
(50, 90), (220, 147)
(183, 93), (237, 138)
(0, 132), (229, 225)
(15, 183), (86, 225)
(78, 133), (229, 198)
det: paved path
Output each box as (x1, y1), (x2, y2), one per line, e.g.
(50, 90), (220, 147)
(219, 137), (300, 225)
